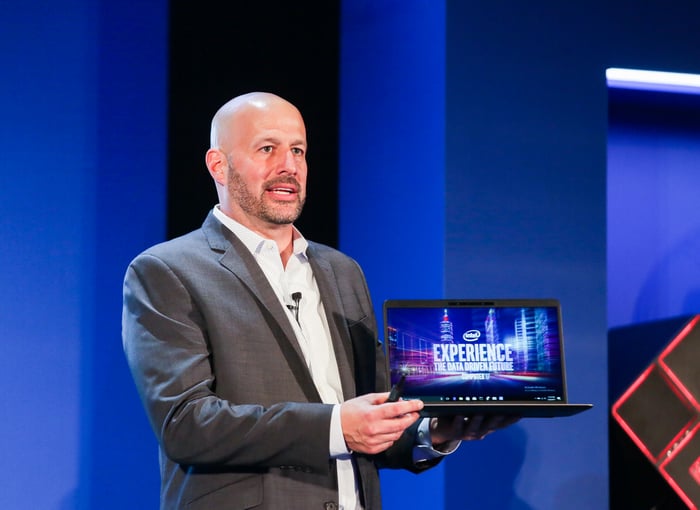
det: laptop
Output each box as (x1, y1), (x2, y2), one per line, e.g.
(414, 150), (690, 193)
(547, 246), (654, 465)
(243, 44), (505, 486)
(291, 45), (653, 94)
(383, 298), (592, 418)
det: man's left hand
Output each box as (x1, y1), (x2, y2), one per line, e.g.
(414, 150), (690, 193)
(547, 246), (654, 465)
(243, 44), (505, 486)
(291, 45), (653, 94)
(429, 414), (520, 446)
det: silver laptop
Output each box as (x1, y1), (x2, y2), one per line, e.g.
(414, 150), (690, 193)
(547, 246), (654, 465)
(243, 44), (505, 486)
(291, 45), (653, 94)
(383, 299), (592, 418)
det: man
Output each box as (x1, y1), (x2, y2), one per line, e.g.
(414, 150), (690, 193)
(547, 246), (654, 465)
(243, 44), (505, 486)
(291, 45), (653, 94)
(123, 92), (514, 509)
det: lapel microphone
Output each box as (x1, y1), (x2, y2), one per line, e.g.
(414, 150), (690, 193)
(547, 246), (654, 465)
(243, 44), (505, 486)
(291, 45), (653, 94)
(287, 292), (302, 324)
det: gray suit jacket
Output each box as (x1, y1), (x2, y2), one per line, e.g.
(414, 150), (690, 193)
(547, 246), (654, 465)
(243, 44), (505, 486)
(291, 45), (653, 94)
(122, 212), (435, 509)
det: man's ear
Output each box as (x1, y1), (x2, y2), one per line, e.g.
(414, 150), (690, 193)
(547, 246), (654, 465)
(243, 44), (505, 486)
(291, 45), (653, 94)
(205, 148), (227, 185)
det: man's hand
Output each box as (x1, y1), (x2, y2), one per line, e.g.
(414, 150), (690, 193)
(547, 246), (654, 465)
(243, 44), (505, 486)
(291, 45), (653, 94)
(340, 393), (423, 455)
(429, 414), (521, 446)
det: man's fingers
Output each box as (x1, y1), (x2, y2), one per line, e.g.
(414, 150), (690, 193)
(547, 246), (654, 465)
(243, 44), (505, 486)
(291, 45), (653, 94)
(431, 413), (521, 443)
(369, 392), (392, 405)
(341, 394), (422, 454)
(461, 415), (487, 440)
(381, 398), (424, 417)
(463, 414), (521, 440)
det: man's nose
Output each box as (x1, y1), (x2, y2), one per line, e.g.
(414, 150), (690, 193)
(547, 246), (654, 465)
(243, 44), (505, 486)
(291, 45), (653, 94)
(276, 149), (298, 174)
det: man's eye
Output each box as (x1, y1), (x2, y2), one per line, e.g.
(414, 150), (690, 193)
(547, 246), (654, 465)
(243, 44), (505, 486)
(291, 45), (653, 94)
(292, 147), (304, 156)
(260, 146), (273, 153)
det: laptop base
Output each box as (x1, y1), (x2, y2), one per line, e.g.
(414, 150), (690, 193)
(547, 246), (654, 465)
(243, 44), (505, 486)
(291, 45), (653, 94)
(419, 402), (593, 418)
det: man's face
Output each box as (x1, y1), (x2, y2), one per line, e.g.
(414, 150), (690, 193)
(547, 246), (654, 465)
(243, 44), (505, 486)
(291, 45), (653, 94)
(223, 101), (307, 229)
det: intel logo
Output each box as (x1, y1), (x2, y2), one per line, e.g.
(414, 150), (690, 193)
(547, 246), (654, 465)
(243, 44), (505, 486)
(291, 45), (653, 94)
(463, 330), (481, 342)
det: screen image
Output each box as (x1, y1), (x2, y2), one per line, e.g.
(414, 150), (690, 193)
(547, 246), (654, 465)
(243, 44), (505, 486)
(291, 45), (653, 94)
(386, 306), (564, 403)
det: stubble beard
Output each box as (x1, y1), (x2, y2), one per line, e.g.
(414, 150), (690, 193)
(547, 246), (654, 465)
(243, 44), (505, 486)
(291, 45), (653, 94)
(227, 168), (305, 225)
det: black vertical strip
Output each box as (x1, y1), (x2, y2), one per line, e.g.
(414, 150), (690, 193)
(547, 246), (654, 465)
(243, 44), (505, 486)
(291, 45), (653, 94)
(167, 1), (340, 247)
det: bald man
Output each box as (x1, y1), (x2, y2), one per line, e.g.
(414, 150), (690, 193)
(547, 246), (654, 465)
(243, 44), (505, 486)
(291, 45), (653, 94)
(122, 93), (511, 509)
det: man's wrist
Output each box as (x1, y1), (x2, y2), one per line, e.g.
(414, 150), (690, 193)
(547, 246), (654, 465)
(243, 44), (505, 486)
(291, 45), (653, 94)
(330, 404), (352, 459)
(413, 418), (460, 463)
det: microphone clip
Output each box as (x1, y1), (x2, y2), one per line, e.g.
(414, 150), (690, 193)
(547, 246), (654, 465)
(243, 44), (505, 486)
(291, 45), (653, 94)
(287, 292), (302, 324)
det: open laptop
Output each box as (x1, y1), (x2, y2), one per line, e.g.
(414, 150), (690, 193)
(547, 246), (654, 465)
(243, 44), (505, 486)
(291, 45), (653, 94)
(383, 299), (592, 418)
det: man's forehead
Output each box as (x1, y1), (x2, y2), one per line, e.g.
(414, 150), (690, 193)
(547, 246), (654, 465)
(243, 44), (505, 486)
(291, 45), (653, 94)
(234, 106), (305, 139)
(211, 94), (306, 149)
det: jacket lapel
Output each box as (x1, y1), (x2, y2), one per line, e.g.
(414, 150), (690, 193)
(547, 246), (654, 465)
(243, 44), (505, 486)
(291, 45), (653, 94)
(307, 247), (357, 400)
(201, 213), (322, 403)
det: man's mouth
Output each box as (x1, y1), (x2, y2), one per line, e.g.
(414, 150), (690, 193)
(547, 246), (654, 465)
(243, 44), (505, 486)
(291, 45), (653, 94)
(265, 179), (300, 197)
(268, 185), (297, 195)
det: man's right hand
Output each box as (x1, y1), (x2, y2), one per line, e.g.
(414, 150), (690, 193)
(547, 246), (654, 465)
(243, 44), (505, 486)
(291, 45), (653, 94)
(340, 393), (423, 455)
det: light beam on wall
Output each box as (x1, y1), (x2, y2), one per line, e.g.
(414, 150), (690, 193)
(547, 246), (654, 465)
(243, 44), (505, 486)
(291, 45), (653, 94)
(607, 68), (700, 95)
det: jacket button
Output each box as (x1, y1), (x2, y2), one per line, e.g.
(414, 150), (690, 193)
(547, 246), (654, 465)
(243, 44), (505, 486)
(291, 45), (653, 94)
(323, 501), (338, 510)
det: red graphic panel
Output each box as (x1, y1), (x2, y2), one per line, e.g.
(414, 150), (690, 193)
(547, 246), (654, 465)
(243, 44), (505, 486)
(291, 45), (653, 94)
(612, 316), (700, 509)
(690, 456), (700, 486)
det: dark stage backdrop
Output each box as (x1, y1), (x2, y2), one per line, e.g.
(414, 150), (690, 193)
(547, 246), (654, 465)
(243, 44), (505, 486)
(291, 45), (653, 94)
(167, 1), (341, 246)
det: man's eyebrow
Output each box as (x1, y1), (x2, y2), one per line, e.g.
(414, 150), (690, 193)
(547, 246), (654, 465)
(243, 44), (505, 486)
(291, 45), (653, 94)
(253, 136), (281, 146)
(252, 135), (306, 148)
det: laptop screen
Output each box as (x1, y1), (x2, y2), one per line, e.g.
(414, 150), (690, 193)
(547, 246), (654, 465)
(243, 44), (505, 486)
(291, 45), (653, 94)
(384, 299), (568, 404)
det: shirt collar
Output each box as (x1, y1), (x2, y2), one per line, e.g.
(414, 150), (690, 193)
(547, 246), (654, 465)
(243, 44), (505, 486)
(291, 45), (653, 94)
(212, 205), (308, 259)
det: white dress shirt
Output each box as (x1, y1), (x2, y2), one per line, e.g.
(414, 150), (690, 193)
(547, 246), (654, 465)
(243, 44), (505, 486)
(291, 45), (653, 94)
(213, 207), (457, 509)
(213, 207), (359, 509)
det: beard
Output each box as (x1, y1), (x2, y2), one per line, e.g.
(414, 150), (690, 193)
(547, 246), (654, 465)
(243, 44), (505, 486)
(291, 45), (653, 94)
(226, 166), (305, 225)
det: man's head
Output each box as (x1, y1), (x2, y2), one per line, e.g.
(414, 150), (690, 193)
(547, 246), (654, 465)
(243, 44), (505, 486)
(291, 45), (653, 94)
(206, 92), (307, 237)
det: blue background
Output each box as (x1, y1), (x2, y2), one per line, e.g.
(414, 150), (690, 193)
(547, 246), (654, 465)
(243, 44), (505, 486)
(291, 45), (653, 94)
(2, 0), (700, 508)
(0, 1), (167, 508)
